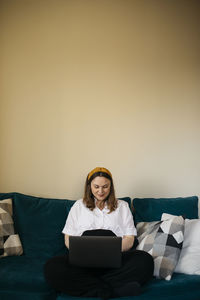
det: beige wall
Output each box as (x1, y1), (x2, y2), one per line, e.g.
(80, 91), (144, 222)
(0, 0), (200, 202)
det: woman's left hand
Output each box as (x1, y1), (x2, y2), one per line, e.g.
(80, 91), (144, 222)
(122, 235), (135, 252)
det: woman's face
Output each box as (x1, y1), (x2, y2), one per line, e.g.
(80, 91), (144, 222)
(90, 176), (111, 201)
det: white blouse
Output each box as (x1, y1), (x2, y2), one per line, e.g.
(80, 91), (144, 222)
(62, 199), (137, 237)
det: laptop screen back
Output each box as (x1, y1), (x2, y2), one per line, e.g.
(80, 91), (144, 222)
(69, 236), (122, 268)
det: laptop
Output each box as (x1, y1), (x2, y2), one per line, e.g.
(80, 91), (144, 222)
(69, 235), (122, 268)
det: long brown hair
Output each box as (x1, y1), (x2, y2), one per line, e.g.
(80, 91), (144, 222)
(83, 171), (118, 213)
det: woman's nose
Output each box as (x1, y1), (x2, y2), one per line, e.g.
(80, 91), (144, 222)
(98, 187), (103, 193)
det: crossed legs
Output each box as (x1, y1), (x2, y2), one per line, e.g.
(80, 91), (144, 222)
(44, 250), (154, 298)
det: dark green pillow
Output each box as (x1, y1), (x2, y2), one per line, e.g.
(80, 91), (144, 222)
(1, 193), (75, 259)
(133, 196), (199, 223)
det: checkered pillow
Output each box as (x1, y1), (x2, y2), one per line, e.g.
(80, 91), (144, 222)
(0, 198), (23, 258)
(136, 214), (184, 280)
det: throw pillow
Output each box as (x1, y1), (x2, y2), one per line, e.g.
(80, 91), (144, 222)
(175, 218), (200, 275)
(0, 198), (23, 257)
(136, 214), (184, 280)
(133, 196), (198, 223)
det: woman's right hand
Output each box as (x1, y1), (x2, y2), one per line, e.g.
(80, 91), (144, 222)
(64, 234), (69, 249)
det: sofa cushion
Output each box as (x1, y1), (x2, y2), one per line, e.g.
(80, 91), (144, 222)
(0, 256), (51, 292)
(11, 193), (75, 259)
(0, 291), (56, 300)
(136, 215), (184, 280)
(133, 196), (198, 223)
(0, 198), (23, 258)
(135, 273), (200, 300)
(57, 273), (200, 300)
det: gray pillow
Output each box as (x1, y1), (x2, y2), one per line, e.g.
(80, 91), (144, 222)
(0, 199), (23, 258)
(136, 215), (184, 280)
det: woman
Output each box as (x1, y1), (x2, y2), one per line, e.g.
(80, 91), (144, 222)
(44, 167), (154, 298)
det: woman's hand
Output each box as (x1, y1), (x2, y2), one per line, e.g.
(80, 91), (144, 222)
(64, 234), (69, 249)
(122, 235), (135, 252)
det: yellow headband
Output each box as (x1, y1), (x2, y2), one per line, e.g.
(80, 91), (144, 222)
(88, 167), (112, 181)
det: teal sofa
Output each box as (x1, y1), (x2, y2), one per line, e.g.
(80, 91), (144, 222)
(0, 192), (199, 300)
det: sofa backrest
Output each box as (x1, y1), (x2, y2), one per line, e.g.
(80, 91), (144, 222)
(0, 193), (75, 259)
(133, 196), (199, 223)
(0, 193), (131, 259)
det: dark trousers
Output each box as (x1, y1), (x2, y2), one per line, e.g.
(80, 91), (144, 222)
(44, 250), (153, 297)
